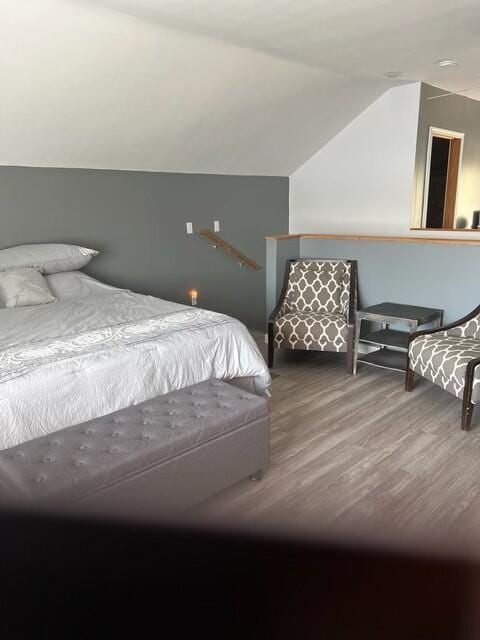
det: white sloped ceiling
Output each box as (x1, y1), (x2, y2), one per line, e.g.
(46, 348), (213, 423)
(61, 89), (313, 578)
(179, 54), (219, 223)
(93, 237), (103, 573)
(91, 0), (480, 98)
(0, 0), (390, 175)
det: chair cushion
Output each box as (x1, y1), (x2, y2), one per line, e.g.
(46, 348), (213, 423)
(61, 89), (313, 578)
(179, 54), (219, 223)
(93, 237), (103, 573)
(275, 311), (349, 352)
(409, 334), (480, 402)
(284, 261), (345, 314)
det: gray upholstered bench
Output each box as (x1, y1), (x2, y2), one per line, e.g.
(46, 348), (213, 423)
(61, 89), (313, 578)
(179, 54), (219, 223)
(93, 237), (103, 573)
(0, 379), (269, 518)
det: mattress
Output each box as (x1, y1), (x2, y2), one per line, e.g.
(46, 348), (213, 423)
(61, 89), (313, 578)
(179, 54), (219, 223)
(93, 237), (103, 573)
(0, 272), (270, 449)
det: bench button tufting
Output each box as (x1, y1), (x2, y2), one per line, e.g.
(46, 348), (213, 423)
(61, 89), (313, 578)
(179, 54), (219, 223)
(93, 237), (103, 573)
(36, 475), (46, 483)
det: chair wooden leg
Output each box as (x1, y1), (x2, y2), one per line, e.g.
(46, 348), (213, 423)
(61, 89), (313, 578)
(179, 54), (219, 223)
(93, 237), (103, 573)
(461, 360), (478, 431)
(405, 368), (415, 392)
(346, 327), (354, 375)
(462, 401), (474, 431)
(267, 325), (274, 369)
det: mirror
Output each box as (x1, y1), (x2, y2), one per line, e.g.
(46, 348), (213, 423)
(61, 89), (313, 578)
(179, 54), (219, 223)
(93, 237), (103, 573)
(411, 84), (480, 230)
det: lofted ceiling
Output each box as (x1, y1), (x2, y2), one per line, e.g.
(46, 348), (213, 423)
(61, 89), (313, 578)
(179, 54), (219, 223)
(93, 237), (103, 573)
(84, 0), (480, 99)
(1, 0), (479, 175)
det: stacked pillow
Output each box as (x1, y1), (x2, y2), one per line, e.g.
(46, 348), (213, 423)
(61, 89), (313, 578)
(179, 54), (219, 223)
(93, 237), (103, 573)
(0, 244), (98, 308)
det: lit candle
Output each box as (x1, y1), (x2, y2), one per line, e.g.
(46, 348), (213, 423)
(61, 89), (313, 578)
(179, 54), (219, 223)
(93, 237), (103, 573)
(189, 289), (198, 306)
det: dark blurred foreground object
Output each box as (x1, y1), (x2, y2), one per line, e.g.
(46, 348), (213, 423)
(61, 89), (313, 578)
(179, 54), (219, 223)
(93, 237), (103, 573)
(0, 508), (478, 640)
(472, 210), (480, 229)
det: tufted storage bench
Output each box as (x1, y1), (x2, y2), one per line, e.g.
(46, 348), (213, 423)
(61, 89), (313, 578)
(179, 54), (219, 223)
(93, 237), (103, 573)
(0, 379), (269, 518)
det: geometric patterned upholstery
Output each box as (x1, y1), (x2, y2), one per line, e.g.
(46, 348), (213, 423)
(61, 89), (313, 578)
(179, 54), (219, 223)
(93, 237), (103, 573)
(273, 260), (352, 352)
(409, 333), (480, 403)
(275, 311), (349, 352)
(445, 315), (480, 340)
(284, 261), (345, 314)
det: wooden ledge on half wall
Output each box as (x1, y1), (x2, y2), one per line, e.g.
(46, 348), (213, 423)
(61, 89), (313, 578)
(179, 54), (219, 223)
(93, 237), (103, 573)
(265, 232), (480, 245)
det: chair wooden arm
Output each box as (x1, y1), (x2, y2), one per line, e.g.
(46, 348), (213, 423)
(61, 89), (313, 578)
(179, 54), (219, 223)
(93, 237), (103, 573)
(347, 261), (358, 325)
(408, 303), (480, 347)
(267, 259), (295, 325)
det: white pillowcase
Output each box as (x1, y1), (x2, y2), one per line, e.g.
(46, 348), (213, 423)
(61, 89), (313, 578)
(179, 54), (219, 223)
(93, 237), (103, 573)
(0, 243), (99, 275)
(0, 268), (57, 308)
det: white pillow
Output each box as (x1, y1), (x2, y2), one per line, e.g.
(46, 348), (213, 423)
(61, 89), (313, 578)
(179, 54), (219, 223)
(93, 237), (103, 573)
(0, 243), (99, 275)
(0, 268), (57, 308)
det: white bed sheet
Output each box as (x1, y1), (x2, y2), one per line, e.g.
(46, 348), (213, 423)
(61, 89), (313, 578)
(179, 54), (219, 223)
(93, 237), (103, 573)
(0, 272), (270, 449)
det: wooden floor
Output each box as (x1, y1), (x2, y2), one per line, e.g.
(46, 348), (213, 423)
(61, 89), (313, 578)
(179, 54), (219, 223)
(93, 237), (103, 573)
(195, 343), (480, 557)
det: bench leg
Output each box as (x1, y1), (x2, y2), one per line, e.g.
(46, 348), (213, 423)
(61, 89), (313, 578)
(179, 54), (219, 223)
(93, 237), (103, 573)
(249, 469), (265, 481)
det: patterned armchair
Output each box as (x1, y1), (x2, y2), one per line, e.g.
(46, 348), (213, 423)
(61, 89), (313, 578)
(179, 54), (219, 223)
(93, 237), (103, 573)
(406, 304), (480, 430)
(268, 259), (358, 373)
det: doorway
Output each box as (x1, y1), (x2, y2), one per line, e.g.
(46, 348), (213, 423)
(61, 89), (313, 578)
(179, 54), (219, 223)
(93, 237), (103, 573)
(423, 127), (463, 229)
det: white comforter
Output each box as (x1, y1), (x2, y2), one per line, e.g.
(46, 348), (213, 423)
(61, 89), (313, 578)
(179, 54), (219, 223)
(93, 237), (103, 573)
(0, 272), (270, 449)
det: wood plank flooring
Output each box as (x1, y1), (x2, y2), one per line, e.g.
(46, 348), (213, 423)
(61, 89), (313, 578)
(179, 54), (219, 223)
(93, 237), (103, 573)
(194, 343), (480, 557)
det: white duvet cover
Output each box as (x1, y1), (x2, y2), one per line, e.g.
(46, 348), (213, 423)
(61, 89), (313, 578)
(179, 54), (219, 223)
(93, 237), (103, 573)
(0, 272), (270, 449)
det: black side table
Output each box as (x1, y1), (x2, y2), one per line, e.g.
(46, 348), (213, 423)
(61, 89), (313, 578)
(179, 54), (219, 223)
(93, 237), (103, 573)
(353, 302), (443, 374)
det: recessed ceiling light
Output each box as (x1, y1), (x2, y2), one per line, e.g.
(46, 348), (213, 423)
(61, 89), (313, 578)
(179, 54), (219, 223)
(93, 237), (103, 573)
(436, 59), (459, 68)
(383, 71), (405, 79)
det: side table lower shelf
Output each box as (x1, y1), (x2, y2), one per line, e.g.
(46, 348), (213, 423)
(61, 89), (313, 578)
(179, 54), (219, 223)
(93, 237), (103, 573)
(357, 348), (408, 373)
(354, 302), (443, 376)
(361, 329), (410, 350)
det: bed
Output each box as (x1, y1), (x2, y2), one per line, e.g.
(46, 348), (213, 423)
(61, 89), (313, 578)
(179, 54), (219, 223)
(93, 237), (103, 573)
(0, 271), (270, 450)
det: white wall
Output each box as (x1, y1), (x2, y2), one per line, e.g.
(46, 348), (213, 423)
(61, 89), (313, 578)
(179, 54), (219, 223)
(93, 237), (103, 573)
(289, 83), (422, 234)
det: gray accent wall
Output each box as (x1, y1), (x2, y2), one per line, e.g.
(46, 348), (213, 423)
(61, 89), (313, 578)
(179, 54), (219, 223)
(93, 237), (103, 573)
(266, 237), (480, 324)
(0, 166), (288, 329)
